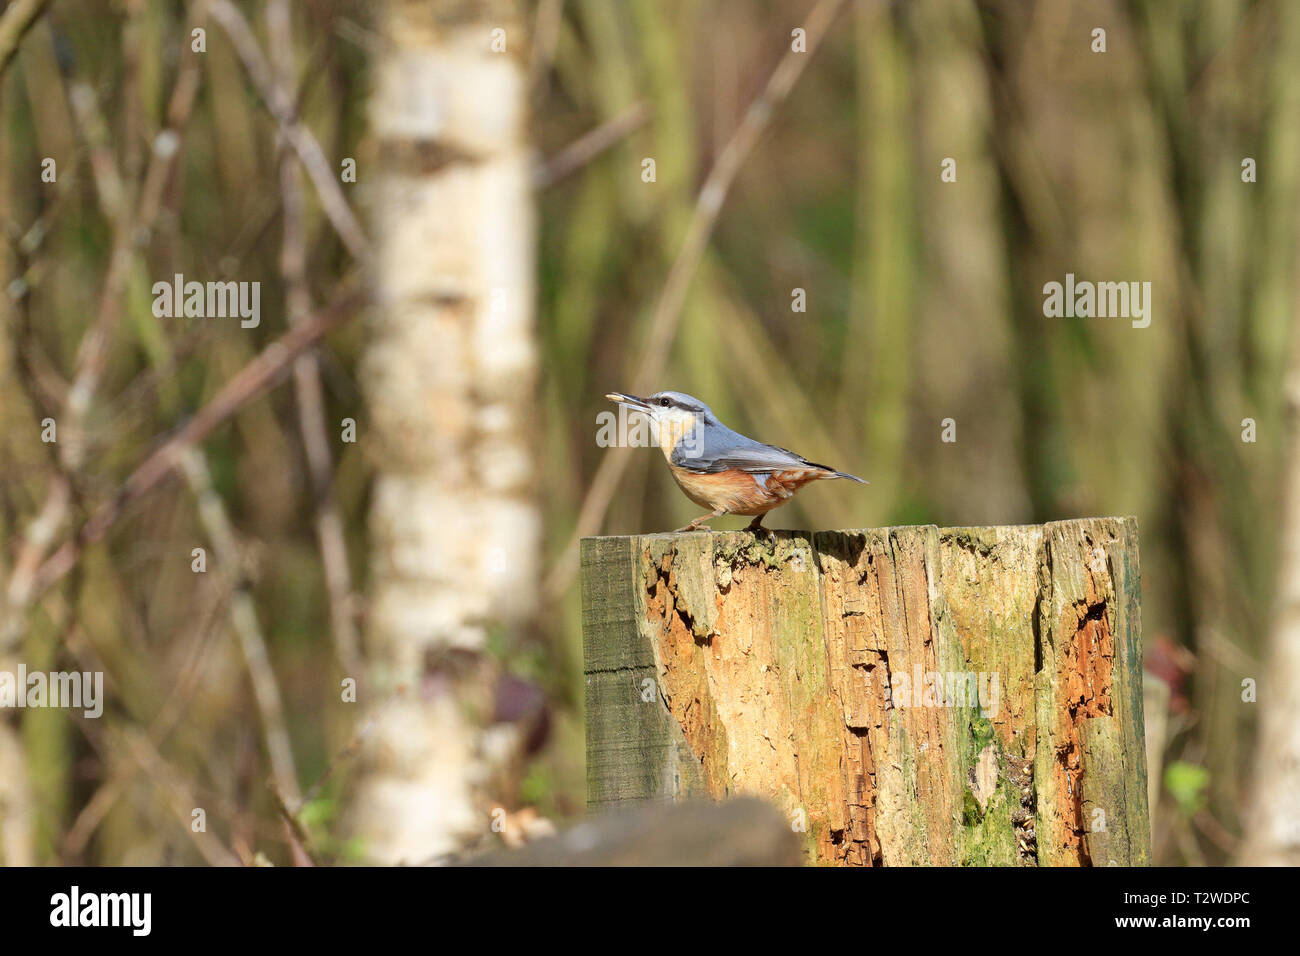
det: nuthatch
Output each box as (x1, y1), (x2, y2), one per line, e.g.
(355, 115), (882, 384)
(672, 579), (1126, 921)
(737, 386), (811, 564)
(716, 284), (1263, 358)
(606, 391), (866, 533)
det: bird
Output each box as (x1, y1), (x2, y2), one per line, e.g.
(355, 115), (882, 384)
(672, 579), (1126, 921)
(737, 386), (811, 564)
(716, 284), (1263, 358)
(606, 390), (866, 533)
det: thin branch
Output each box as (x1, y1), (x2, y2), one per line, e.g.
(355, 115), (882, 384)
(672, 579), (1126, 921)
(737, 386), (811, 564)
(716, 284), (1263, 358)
(3, 35), (144, 646)
(180, 448), (303, 814)
(299, 714), (375, 809)
(531, 101), (651, 190)
(55, 619), (243, 867)
(208, 0), (370, 262)
(112, 726), (242, 867)
(0, 0), (49, 81)
(136, 13), (206, 239)
(9, 285), (368, 633)
(61, 584), (230, 859)
(2, 6), (206, 645)
(269, 0), (362, 677)
(269, 781), (318, 866)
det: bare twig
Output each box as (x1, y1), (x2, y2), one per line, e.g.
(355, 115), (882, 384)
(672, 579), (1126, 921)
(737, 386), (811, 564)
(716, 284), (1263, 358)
(299, 714), (375, 808)
(136, 11), (206, 238)
(61, 584), (230, 858)
(531, 101), (651, 190)
(208, 0), (370, 261)
(269, 0), (362, 676)
(0, 0), (49, 81)
(544, 0), (849, 600)
(3, 33), (144, 648)
(269, 781), (317, 866)
(112, 726), (242, 867)
(102, 322), (215, 429)
(53, 611), (242, 866)
(180, 448), (303, 813)
(13, 285), (368, 626)
(1, 6), (206, 645)
(68, 81), (128, 224)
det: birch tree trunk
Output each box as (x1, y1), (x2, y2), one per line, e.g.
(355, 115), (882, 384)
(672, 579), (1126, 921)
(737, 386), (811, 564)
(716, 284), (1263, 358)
(1241, 351), (1300, 865)
(350, 0), (539, 865)
(1237, 0), (1300, 870)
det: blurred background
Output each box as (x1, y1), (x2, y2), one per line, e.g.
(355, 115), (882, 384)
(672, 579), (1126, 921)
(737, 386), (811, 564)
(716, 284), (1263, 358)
(1, 0), (1297, 865)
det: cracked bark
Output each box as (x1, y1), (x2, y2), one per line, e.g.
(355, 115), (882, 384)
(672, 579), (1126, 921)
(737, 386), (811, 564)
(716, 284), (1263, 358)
(581, 518), (1148, 866)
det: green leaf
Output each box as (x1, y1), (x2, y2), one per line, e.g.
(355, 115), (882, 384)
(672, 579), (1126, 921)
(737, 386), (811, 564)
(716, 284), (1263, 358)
(1164, 761), (1210, 816)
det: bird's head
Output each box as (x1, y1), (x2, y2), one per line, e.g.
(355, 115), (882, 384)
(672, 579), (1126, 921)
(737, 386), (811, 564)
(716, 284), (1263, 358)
(606, 390), (711, 456)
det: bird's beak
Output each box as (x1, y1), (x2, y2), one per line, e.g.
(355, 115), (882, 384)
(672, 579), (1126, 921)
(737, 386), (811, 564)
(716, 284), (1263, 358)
(606, 391), (650, 411)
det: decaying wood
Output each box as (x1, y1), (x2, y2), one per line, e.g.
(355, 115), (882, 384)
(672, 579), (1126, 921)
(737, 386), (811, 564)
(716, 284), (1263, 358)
(582, 517), (1148, 866)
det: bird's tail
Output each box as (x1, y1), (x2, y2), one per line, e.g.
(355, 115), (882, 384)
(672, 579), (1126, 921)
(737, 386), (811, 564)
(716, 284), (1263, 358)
(807, 460), (868, 483)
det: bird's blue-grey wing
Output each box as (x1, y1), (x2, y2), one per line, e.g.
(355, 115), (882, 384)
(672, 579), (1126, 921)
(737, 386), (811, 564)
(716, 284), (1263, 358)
(671, 423), (821, 473)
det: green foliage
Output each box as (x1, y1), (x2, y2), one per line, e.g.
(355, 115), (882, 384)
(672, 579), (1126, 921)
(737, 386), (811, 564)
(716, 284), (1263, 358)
(1164, 762), (1211, 817)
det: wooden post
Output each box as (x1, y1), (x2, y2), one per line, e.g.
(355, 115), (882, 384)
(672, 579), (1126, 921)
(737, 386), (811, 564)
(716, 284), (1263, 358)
(581, 517), (1148, 866)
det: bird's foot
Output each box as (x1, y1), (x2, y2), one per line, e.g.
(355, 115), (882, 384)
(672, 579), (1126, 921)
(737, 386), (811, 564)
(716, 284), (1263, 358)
(745, 515), (775, 542)
(677, 510), (724, 533)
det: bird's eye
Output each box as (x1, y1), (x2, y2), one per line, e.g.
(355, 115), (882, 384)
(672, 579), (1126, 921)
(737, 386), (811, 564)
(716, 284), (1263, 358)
(660, 397), (671, 407)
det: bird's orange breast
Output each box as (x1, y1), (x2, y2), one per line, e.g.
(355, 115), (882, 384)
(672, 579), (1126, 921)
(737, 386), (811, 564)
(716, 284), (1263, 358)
(668, 465), (830, 516)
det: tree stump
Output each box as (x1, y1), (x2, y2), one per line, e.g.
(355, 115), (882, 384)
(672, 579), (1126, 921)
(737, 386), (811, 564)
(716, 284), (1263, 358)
(581, 517), (1148, 866)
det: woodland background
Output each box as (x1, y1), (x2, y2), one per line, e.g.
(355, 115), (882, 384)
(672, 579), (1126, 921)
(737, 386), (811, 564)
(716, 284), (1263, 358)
(1, 0), (1298, 865)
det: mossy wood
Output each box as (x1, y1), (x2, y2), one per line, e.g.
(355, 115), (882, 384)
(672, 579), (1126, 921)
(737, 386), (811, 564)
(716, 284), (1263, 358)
(581, 517), (1148, 866)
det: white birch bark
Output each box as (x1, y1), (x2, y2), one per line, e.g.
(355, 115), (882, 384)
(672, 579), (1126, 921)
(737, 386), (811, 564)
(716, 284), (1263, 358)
(349, 1), (540, 865)
(1242, 367), (1300, 866)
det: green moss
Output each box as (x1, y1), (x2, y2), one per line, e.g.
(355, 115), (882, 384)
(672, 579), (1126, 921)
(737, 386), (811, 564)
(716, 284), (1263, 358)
(955, 717), (1023, 865)
(970, 715), (995, 750)
(943, 527), (997, 556)
(712, 532), (813, 574)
